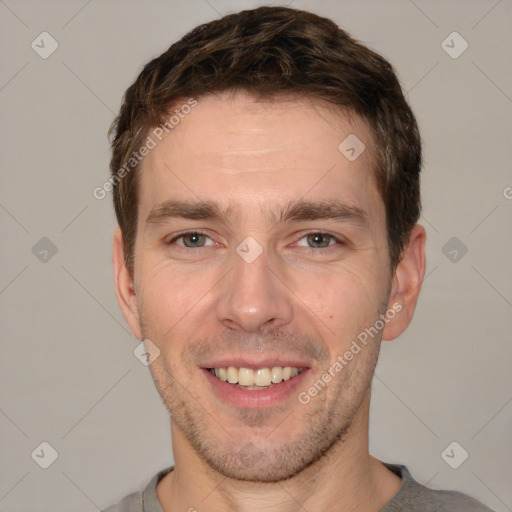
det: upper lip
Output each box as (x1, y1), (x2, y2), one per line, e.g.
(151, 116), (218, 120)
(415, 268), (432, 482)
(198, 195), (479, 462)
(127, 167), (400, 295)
(200, 357), (311, 370)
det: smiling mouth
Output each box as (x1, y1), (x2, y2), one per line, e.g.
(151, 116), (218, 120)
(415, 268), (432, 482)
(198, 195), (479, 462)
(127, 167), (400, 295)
(207, 366), (306, 390)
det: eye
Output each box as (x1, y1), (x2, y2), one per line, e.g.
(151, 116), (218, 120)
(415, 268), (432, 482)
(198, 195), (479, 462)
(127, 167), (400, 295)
(165, 231), (342, 250)
(296, 232), (342, 249)
(167, 231), (214, 248)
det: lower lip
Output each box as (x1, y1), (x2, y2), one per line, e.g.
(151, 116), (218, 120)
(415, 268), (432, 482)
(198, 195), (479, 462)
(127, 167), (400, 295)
(201, 368), (310, 408)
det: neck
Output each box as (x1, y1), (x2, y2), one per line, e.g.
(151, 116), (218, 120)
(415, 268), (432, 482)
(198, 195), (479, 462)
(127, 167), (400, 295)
(157, 391), (401, 512)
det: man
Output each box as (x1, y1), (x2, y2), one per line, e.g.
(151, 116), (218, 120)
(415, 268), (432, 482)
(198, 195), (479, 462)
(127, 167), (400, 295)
(103, 6), (493, 512)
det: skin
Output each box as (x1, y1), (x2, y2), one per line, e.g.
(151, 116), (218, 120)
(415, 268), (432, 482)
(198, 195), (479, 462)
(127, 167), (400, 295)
(113, 90), (426, 512)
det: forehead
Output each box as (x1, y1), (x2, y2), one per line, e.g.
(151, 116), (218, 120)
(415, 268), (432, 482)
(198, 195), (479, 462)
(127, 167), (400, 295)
(137, 91), (382, 225)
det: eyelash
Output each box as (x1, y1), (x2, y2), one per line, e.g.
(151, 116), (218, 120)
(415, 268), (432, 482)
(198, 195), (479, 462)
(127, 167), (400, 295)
(165, 231), (344, 251)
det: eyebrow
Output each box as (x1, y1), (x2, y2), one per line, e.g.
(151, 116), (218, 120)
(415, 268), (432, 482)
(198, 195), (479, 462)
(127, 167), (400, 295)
(145, 198), (369, 229)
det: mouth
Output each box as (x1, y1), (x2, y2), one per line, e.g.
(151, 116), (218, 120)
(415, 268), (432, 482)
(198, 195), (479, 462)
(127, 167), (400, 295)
(200, 362), (311, 408)
(206, 366), (306, 390)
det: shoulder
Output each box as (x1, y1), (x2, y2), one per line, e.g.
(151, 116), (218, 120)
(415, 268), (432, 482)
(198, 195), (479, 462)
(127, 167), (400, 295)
(101, 490), (142, 512)
(100, 467), (173, 512)
(382, 463), (494, 512)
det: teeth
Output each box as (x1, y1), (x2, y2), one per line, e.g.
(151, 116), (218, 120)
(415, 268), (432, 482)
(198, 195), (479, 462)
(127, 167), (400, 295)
(254, 368), (271, 386)
(227, 366), (238, 384)
(238, 368), (254, 386)
(210, 366), (303, 387)
(270, 367), (282, 383)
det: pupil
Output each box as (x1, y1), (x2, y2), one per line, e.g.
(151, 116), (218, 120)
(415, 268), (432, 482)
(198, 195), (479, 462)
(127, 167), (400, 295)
(185, 233), (203, 247)
(309, 233), (328, 248)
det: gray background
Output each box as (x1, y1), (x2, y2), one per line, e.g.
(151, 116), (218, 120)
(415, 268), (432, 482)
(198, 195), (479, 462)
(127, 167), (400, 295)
(1, 0), (511, 510)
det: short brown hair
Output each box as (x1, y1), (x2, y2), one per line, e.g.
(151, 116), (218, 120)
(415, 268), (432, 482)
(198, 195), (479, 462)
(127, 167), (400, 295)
(109, 6), (421, 272)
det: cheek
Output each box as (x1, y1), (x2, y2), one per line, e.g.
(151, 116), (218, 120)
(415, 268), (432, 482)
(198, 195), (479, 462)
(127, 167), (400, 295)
(297, 264), (387, 341)
(136, 261), (213, 345)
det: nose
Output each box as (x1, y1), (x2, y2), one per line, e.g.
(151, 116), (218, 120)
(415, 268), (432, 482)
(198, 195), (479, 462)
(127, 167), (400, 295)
(215, 246), (294, 333)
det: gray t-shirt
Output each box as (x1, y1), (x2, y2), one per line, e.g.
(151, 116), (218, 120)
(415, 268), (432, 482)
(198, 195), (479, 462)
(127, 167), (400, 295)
(102, 462), (494, 511)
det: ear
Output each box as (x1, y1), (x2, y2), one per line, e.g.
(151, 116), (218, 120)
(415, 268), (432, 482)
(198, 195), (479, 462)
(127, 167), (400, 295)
(113, 227), (142, 340)
(382, 224), (426, 341)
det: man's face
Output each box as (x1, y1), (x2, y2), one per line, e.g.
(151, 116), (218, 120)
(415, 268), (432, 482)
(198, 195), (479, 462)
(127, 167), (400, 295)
(122, 91), (399, 481)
